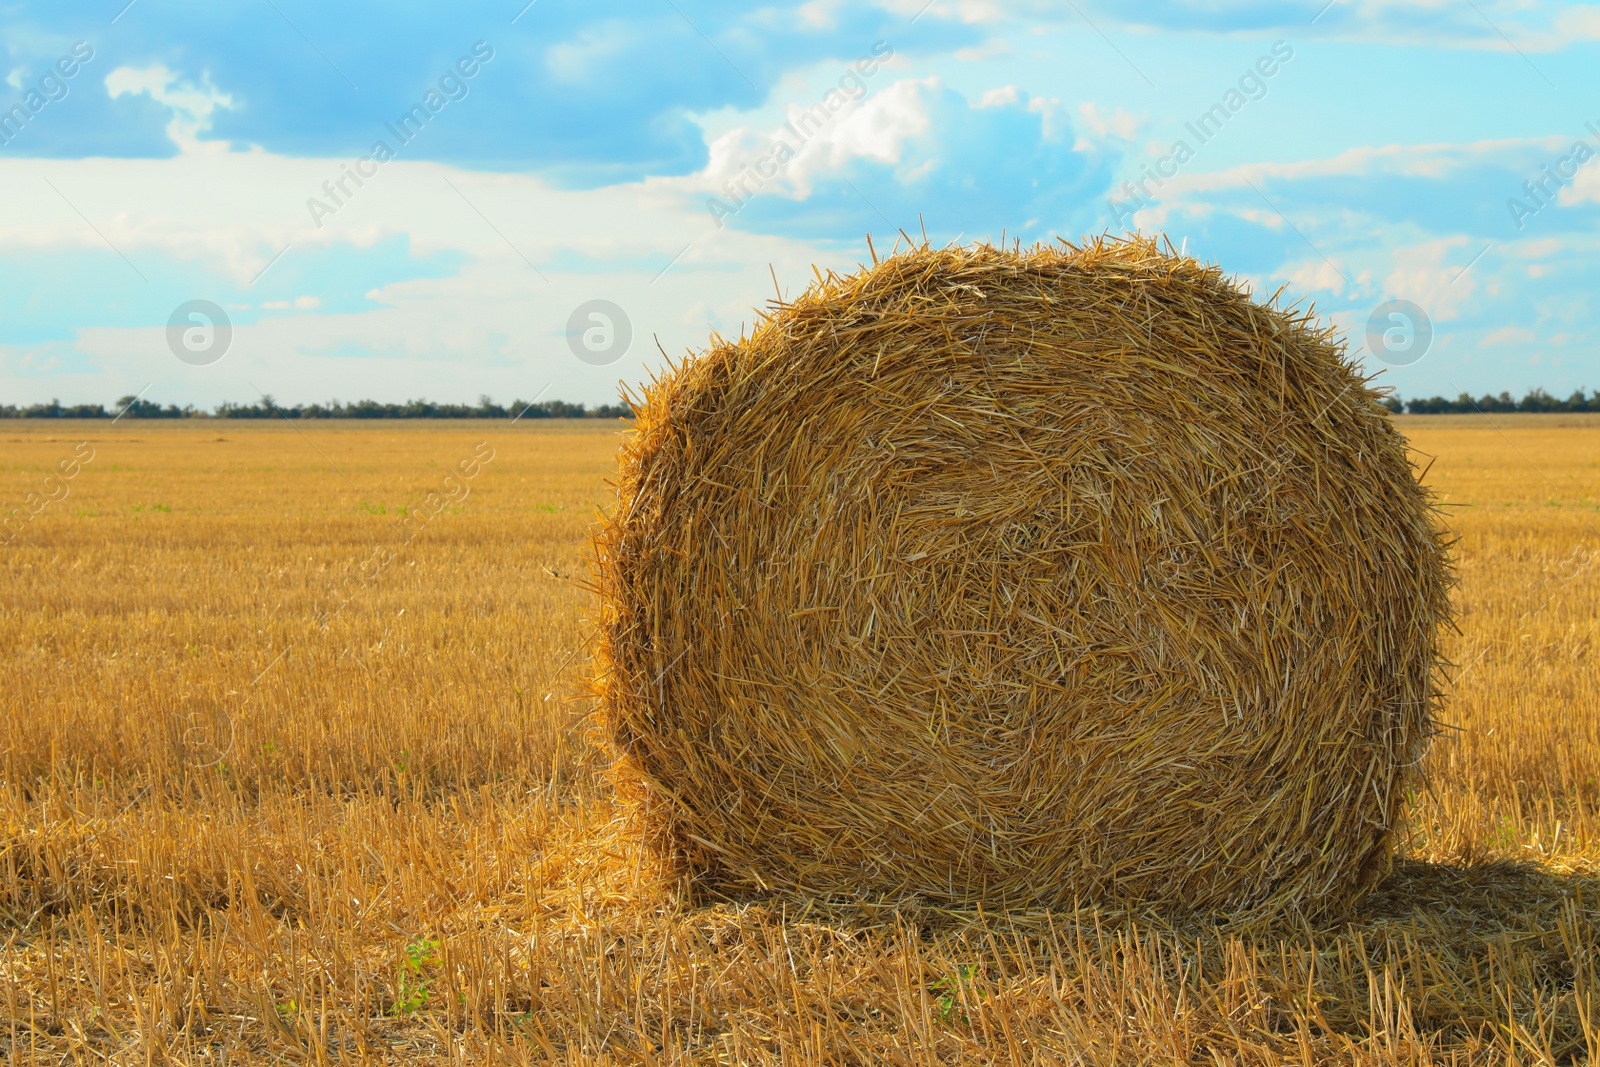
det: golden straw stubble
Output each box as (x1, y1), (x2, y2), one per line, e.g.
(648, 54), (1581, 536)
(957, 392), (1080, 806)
(594, 237), (1453, 918)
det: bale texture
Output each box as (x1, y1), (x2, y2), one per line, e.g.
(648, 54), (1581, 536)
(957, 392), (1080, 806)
(594, 238), (1452, 917)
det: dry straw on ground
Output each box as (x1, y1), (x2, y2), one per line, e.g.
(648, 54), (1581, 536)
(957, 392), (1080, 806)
(595, 236), (1454, 919)
(4, 418), (1598, 1063)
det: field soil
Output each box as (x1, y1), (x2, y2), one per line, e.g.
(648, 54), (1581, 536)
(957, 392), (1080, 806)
(2, 415), (1598, 1064)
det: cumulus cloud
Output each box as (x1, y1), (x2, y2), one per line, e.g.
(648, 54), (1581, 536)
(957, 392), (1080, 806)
(1076, 102), (1140, 145)
(1284, 257), (1349, 298)
(1552, 4), (1600, 39)
(698, 73), (935, 203)
(105, 65), (235, 153)
(688, 74), (1109, 241)
(1381, 237), (1478, 322)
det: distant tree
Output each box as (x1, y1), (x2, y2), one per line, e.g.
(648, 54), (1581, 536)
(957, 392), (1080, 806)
(1395, 388), (1600, 414)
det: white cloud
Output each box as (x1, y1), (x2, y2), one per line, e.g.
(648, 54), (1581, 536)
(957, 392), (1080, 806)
(881, 0), (1005, 23)
(1075, 102), (1139, 151)
(1285, 258), (1349, 298)
(1077, 102), (1139, 142)
(1554, 5), (1600, 39)
(1480, 325), (1535, 346)
(104, 65), (236, 153)
(543, 26), (636, 86)
(699, 76), (936, 200)
(1190, 136), (1563, 190)
(1511, 236), (1564, 258)
(1123, 134), (1576, 236)
(954, 39), (1014, 61)
(1561, 151), (1600, 205)
(1382, 237), (1476, 322)
(796, 0), (843, 29)
(0, 145), (849, 406)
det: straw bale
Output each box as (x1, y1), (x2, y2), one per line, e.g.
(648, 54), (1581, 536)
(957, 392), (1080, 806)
(593, 237), (1452, 917)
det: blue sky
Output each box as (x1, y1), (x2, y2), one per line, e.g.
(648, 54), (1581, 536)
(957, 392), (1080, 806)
(1, 0), (1597, 407)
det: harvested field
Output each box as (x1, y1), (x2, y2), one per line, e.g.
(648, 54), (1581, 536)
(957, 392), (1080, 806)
(2, 415), (1598, 1064)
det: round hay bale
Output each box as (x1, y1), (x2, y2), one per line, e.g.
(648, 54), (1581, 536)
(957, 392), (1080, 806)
(594, 237), (1452, 917)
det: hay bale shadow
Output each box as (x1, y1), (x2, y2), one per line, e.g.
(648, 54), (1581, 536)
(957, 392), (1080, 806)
(1363, 857), (1597, 930)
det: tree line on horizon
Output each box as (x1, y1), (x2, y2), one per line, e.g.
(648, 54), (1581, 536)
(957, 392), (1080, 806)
(3, 388), (1598, 420)
(0, 395), (631, 420)
(1379, 388), (1600, 415)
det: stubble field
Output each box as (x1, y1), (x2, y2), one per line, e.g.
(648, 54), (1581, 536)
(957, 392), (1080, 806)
(2, 414), (1598, 1064)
